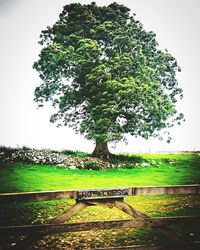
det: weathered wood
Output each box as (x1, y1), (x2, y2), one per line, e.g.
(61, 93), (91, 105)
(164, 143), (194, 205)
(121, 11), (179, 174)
(0, 190), (77, 203)
(0, 184), (199, 203)
(84, 197), (124, 208)
(0, 216), (200, 236)
(1, 185), (199, 249)
(1, 201), (88, 250)
(114, 200), (147, 218)
(133, 184), (200, 196)
(94, 241), (200, 250)
(113, 200), (192, 243)
(50, 201), (88, 224)
(77, 188), (131, 200)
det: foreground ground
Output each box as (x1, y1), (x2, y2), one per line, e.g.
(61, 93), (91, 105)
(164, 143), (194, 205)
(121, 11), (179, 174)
(0, 153), (200, 249)
(1, 195), (200, 249)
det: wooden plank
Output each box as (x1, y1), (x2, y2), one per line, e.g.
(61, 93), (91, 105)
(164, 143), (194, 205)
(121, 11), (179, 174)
(0, 190), (77, 203)
(0, 216), (200, 236)
(114, 200), (147, 218)
(50, 201), (88, 224)
(5, 202), (90, 250)
(94, 241), (200, 250)
(0, 185), (199, 203)
(113, 200), (192, 243)
(133, 184), (200, 196)
(77, 187), (131, 200)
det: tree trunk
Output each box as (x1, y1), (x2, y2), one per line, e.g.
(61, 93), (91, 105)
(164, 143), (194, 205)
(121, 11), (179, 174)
(92, 141), (111, 159)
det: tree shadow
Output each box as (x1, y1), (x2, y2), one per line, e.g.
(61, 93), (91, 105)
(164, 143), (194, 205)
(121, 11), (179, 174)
(108, 154), (144, 164)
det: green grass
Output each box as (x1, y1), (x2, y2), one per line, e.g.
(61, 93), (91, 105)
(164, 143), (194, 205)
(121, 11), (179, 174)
(0, 153), (199, 193)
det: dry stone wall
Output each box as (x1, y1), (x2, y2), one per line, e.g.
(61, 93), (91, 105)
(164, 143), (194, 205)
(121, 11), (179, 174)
(0, 147), (115, 170)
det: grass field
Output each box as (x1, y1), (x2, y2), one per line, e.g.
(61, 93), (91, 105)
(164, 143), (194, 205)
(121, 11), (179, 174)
(0, 153), (200, 193)
(0, 153), (200, 249)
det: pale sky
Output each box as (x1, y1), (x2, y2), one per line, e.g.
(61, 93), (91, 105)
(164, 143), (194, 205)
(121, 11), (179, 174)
(0, 0), (199, 153)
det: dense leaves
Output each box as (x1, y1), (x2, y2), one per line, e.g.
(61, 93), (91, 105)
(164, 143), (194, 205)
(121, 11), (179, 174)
(34, 2), (184, 149)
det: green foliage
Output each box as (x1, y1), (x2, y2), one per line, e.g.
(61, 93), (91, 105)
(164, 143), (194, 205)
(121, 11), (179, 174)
(84, 161), (102, 170)
(0, 146), (16, 154)
(110, 154), (143, 163)
(61, 149), (89, 157)
(33, 2), (184, 145)
(122, 163), (135, 169)
(0, 146), (16, 163)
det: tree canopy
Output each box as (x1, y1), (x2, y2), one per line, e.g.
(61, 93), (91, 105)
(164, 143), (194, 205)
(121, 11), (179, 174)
(33, 2), (184, 158)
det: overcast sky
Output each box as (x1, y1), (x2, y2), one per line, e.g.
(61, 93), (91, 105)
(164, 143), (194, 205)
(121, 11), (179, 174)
(0, 0), (199, 153)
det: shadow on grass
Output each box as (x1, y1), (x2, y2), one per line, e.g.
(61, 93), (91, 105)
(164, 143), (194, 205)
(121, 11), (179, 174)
(108, 154), (144, 164)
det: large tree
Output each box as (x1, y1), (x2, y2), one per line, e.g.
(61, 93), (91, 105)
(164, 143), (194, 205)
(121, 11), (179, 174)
(33, 2), (184, 159)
